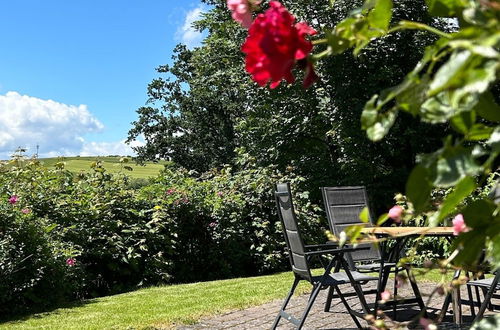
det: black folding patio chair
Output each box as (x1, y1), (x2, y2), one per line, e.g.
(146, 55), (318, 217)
(321, 186), (426, 314)
(272, 183), (379, 330)
(467, 271), (500, 321)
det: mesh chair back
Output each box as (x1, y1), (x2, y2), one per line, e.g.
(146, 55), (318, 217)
(321, 186), (381, 265)
(275, 183), (312, 282)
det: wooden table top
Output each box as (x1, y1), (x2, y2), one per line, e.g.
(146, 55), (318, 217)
(360, 226), (455, 237)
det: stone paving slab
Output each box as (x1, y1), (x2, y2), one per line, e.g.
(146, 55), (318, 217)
(177, 279), (495, 330)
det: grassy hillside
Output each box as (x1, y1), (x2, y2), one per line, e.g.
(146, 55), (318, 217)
(39, 156), (168, 179)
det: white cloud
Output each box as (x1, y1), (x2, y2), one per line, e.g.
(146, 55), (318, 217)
(0, 91), (146, 159)
(175, 6), (206, 48)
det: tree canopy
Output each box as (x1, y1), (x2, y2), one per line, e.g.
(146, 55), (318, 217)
(128, 0), (453, 208)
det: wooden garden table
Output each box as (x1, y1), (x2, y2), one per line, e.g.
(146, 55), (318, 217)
(359, 226), (463, 325)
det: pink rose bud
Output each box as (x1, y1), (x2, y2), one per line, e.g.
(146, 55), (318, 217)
(381, 290), (391, 301)
(66, 258), (76, 266)
(227, 0), (253, 28)
(8, 195), (19, 204)
(21, 208), (30, 214)
(452, 214), (468, 236)
(388, 205), (403, 223)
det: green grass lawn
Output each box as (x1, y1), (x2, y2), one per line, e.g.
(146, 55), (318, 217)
(39, 156), (168, 179)
(1, 269), (452, 330)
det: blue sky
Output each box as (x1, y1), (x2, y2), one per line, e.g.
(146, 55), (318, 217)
(0, 0), (207, 159)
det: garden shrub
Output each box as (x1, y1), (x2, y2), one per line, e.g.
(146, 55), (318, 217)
(0, 155), (324, 316)
(0, 196), (77, 316)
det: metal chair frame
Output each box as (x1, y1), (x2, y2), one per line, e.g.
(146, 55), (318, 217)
(272, 183), (379, 330)
(320, 186), (426, 316)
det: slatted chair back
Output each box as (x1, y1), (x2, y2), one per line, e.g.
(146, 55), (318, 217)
(321, 186), (381, 267)
(275, 183), (312, 282)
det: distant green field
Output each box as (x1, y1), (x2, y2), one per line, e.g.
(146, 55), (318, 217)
(39, 156), (168, 179)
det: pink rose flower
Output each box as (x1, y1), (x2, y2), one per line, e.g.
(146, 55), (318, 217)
(241, 1), (317, 89)
(21, 208), (30, 214)
(8, 195), (19, 204)
(388, 205), (403, 223)
(227, 0), (254, 29)
(66, 258), (76, 266)
(452, 214), (468, 236)
(380, 290), (391, 301)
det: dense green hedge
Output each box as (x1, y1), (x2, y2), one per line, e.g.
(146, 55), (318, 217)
(0, 157), (324, 317)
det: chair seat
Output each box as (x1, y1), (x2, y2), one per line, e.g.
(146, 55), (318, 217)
(313, 271), (378, 286)
(357, 262), (397, 271)
(467, 277), (500, 290)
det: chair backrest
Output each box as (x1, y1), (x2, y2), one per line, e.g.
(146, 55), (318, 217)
(321, 186), (381, 266)
(275, 183), (312, 282)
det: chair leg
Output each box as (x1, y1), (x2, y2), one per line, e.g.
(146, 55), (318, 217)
(393, 267), (399, 320)
(466, 283), (476, 318)
(324, 286), (334, 312)
(406, 267), (426, 313)
(474, 273), (500, 322)
(333, 285), (363, 329)
(298, 283), (322, 329)
(271, 277), (300, 330)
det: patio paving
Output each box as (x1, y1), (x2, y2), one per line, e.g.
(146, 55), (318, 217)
(178, 279), (491, 329)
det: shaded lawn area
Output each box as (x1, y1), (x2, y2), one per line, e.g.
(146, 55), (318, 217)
(0, 269), (455, 329)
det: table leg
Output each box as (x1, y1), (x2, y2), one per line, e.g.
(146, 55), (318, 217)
(452, 284), (462, 325)
(438, 269), (462, 324)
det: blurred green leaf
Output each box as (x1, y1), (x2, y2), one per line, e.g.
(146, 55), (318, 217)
(434, 146), (480, 187)
(461, 199), (496, 228)
(367, 0), (393, 30)
(406, 165), (433, 213)
(451, 110), (476, 134)
(425, 0), (464, 17)
(475, 92), (500, 122)
(466, 124), (494, 141)
(429, 176), (476, 226)
(359, 207), (370, 223)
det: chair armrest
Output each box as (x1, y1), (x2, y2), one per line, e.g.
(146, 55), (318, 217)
(305, 242), (338, 250)
(304, 245), (369, 256)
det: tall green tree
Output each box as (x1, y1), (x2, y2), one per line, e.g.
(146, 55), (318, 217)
(128, 0), (452, 208)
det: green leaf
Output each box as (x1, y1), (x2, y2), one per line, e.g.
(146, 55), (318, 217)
(434, 146), (481, 187)
(365, 110), (397, 141)
(377, 213), (389, 225)
(450, 110), (476, 134)
(359, 207), (370, 223)
(466, 124), (494, 141)
(425, 0), (463, 17)
(452, 230), (486, 267)
(421, 91), (478, 123)
(487, 127), (500, 152)
(368, 0), (393, 30)
(461, 199), (496, 228)
(429, 176), (476, 226)
(475, 92), (500, 122)
(490, 234), (500, 270)
(406, 165), (432, 213)
(429, 50), (472, 96)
